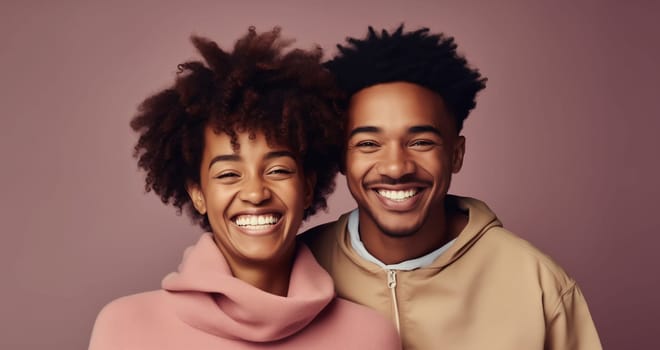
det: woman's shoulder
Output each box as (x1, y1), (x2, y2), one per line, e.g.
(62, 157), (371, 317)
(89, 290), (167, 349)
(96, 290), (165, 320)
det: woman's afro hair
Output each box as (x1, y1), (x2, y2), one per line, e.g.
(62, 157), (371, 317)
(325, 25), (487, 132)
(130, 27), (344, 231)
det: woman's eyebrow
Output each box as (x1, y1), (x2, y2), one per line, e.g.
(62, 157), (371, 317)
(208, 154), (241, 169)
(265, 150), (296, 161)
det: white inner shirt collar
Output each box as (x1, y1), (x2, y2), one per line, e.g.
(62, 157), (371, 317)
(347, 209), (456, 271)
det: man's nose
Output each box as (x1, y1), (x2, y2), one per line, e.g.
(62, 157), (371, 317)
(375, 145), (416, 179)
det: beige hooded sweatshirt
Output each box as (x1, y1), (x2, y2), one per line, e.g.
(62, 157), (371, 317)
(301, 195), (602, 350)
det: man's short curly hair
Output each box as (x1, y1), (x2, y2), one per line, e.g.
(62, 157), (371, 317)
(325, 25), (487, 132)
(130, 27), (343, 231)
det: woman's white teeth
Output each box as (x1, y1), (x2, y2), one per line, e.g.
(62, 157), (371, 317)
(234, 214), (279, 227)
(378, 189), (417, 201)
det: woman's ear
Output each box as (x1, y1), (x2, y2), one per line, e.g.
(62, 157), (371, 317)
(186, 182), (207, 215)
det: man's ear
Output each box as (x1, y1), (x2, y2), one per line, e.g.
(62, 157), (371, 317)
(303, 172), (317, 210)
(452, 135), (466, 174)
(339, 147), (347, 175)
(186, 182), (207, 215)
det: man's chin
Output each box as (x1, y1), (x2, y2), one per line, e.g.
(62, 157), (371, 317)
(374, 220), (424, 238)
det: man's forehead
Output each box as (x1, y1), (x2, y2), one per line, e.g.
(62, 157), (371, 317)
(348, 82), (449, 118)
(347, 109), (445, 130)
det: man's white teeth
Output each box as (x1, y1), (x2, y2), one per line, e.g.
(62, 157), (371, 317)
(377, 189), (417, 201)
(234, 214), (279, 227)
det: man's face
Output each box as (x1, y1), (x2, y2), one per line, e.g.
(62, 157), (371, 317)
(344, 81), (465, 238)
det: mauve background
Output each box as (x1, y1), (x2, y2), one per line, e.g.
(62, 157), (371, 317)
(1, 0), (658, 348)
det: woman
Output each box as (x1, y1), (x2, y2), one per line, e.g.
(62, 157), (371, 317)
(88, 27), (401, 349)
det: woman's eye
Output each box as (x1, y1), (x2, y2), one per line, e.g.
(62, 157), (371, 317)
(268, 168), (294, 175)
(215, 172), (239, 179)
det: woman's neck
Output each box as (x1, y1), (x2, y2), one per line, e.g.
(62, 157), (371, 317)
(213, 237), (296, 297)
(233, 260), (294, 296)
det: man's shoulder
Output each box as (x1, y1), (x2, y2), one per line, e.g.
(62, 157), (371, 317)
(322, 298), (401, 349)
(298, 213), (352, 267)
(455, 195), (569, 280)
(478, 226), (575, 289)
(298, 213), (350, 246)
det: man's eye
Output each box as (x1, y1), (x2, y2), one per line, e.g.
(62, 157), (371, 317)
(356, 140), (379, 148)
(411, 140), (432, 146)
(409, 139), (436, 149)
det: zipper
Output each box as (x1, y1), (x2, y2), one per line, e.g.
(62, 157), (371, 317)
(387, 269), (401, 333)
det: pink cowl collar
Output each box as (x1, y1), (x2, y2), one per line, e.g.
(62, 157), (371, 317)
(161, 233), (334, 342)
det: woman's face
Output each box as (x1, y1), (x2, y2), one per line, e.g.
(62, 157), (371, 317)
(188, 126), (314, 267)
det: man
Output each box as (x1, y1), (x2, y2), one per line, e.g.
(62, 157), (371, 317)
(301, 25), (602, 349)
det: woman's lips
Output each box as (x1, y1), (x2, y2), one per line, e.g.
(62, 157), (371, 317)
(231, 213), (283, 236)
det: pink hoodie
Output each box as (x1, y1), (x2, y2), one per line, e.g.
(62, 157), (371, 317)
(89, 234), (401, 349)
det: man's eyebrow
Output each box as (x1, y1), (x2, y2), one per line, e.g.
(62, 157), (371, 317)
(348, 125), (443, 138)
(348, 126), (381, 138)
(265, 150), (297, 161)
(208, 154), (241, 169)
(409, 125), (443, 137)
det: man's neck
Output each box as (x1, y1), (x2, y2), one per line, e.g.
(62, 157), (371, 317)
(359, 201), (467, 265)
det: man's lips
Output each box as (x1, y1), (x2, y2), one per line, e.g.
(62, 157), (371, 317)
(372, 187), (423, 211)
(364, 179), (431, 209)
(375, 188), (419, 201)
(363, 177), (432, 189)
